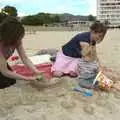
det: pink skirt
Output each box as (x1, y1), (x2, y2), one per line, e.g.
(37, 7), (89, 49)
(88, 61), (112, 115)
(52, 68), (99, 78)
(51, 50), (79, 74)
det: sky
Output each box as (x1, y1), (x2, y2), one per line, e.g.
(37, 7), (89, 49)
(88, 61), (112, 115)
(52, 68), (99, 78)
(0, 0), (97, 16)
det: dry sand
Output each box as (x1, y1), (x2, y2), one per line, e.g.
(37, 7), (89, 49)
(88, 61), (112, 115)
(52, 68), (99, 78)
(0, 29), (120, 120)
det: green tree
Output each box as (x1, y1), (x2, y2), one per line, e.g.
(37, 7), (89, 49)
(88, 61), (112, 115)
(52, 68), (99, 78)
(53, 15), (60, 23)
(21, 13), (61, 25)
(22, 15), (44, 26)
(88, 15), (96, 21)
(37, 13), (52, 24)
(1, 5), (18, 16)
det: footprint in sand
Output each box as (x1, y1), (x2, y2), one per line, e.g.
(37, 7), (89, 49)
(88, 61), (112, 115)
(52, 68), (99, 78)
(83, 105), (94, 114)
(96, 99), (108, 107)
(61, 99), (76, 109)
(114, 91), (120, 99)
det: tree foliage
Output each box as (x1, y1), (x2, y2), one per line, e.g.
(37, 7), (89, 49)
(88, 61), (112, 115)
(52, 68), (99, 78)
(88, 15), (96, 21)
(1, 5), (18, 16)
(21, 13), (60, 25)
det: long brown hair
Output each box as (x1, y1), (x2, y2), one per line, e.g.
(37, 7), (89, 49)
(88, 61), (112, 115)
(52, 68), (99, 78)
(0, 16), (25, 47)
(90, 21), (107, 36)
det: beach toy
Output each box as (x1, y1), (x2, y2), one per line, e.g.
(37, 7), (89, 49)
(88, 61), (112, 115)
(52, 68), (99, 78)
(36, 74), (44, 81)
(92, 71), (113, 91)
(73, 86), (93, 96)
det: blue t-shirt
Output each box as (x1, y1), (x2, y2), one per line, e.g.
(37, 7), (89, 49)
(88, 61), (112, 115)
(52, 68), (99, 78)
(62, 32), (93, 58)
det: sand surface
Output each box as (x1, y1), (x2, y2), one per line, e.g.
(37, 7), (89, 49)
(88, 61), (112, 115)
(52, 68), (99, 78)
(0, 29), (120, 120)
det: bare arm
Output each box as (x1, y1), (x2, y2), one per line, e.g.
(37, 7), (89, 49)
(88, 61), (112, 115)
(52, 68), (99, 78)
(16, 43), (39, 74)
(90, 45), (99, 61)
(80, 42), (91, 57)
(0, 55), (33, 80)
(80, 42), (92, 61)
(91, 46), (101, 65)
(80, 42), (100, 62)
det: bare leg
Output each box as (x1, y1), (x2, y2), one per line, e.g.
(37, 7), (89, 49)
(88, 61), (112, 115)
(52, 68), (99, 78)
(69, 71), (78, 77)
(53, 71), (64, 77)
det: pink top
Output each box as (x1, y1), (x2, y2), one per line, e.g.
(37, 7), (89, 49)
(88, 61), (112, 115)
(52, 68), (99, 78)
(0, 44), (15, 60)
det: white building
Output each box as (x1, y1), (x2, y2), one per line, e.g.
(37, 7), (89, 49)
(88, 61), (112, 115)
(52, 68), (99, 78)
(97, 0), (120, 27)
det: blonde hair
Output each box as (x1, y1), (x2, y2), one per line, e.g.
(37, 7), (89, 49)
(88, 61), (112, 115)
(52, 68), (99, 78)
(81, 45), (97, 61)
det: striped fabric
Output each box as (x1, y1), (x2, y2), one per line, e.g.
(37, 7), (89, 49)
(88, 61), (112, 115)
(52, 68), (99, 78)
(76, 59), (99, 88)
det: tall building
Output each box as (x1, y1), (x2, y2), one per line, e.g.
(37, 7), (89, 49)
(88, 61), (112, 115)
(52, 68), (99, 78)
(97, 0), (120, 27)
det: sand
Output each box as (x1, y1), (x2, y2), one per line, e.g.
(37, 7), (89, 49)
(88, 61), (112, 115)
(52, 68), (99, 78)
(0, 29), (120, 120)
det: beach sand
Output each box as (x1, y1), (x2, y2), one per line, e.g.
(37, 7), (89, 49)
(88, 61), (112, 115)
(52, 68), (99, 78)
(0, 29), (120, 120)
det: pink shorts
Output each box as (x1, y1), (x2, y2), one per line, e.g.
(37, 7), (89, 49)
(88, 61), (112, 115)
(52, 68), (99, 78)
(51, 50), (79, 75)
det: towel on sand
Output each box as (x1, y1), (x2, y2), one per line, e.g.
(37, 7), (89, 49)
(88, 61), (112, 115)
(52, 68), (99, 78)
(12, 63), (53, 80)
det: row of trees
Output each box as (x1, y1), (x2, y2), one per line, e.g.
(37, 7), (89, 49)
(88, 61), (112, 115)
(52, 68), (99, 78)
(22, 13), (60, 25)
(0, 5), (96, 26)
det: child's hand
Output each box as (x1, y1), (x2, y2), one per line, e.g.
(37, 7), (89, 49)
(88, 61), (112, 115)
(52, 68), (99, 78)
(83, 56), (91, 62)
(34, 70), (44, 81)
(36, 74), (44, 81)
(24, 76), (36, 81)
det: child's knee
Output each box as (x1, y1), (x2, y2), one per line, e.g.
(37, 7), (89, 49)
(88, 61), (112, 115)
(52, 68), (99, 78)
(69, 71), (77, 77)
(53, 71), (63, 77)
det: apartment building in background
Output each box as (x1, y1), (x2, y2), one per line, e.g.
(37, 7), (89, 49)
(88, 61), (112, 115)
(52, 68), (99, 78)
(97, 0), (120, 27)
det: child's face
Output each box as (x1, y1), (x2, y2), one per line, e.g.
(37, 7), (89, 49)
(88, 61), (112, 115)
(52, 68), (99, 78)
(91, 31), (105, 44)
